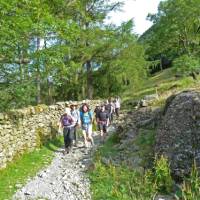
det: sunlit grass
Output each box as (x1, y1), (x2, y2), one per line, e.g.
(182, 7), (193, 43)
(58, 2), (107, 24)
(123, 68), (200, 106)
(89, 134), (157, 200)
(0, 136), (63, 200)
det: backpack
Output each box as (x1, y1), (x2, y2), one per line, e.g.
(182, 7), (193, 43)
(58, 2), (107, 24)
(71, 110), (79, 122)
(98, 111), (108, 122)
(80, 111), (92, 124)
(105, 103), (112, 114)
(61, 115), (73, 126)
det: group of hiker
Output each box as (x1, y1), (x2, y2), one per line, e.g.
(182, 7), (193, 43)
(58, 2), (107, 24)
(58, 97), (121, 154)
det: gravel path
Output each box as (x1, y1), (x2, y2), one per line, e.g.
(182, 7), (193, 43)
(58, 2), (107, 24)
(12, 132), (100, 200)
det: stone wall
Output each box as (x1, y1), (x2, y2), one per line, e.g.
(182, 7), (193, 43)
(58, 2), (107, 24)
(0, 100), (100, 169)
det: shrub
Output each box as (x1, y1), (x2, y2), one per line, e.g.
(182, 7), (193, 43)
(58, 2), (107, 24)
(176, 161), (200, 200)
(173, 55), (200, 76)
(154, 155), (173, 194)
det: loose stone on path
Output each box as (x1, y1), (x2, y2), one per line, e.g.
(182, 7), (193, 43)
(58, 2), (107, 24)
(12, 125), (116, 200)
(12, 141), (94, 200)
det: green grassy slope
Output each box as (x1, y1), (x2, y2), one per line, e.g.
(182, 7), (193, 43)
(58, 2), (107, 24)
(124, 68), (200, 107)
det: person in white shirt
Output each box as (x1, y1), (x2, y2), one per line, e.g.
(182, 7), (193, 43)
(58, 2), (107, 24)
(114, 96), (121, 118)
(70, 103), (80, 146)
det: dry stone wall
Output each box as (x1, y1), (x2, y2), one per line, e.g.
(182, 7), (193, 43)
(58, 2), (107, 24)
(0, 100), (100, 169)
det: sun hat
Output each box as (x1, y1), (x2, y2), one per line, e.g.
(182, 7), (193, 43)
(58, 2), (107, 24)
(64, 107), (71, 115)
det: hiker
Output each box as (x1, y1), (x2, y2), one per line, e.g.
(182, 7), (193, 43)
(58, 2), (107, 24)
(97, 105), (109, 143)
(94, 104), (101, 123)
(112, 99), (116, 116)
(114, 96), (121, 118)
(70, 103), (80, 146)
(59, 107), (74, 154)
(105, 98), (114, 124)
(65, 102), (70, 109)
(80, 103), (94, 147)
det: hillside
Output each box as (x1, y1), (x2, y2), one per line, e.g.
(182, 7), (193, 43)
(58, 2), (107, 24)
(88, 68), (200, 200)
(124, 68), (200, 108)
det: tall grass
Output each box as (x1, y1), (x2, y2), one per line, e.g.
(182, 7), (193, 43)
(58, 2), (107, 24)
(175, 161), (200, 200)
(89, 134), (174, 200)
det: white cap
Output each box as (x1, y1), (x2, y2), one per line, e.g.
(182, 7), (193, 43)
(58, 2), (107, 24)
(64, 107), (71, 115)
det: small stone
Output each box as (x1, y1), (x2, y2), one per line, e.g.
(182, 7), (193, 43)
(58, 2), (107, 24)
(24, 191), (31, 195)
(15, 184), (22, 189)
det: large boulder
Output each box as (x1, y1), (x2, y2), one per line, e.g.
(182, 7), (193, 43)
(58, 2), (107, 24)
(155, 91), (200, 179)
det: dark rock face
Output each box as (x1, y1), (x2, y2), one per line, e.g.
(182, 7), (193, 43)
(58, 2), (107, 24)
(155, 91), (200, 179)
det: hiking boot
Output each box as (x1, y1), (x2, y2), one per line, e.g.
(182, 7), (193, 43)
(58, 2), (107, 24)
(63, 147), (69, 155)
(73, 141), (77, 147)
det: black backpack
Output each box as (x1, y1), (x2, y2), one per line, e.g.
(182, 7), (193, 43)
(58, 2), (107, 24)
(105, 104), (112, 114)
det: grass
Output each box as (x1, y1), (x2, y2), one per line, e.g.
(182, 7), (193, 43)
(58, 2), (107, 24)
(89, 161), (157, 200)
(0, 136), (63, 200)
(96, 134), (119, 158)
(89, 134), (158, 200)
(89, 133), (177, 200)
(123, 68), (200, 107)
(135, 128), (156, 168)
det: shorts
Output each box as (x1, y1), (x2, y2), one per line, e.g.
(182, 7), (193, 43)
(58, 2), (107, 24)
(98, 122), (107, 133)
(82, 123), (92, 134)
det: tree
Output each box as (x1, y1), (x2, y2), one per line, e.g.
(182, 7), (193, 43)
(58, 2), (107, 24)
(141, 0), (200, 74)
(0, 0), (147, 111)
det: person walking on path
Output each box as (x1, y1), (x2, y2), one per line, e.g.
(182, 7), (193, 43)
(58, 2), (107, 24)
(59, 107), (74, 154)
(80, 103), (94, 147)
(105, 98), (114, 124)
(70, 103), (80, 146)
(114, 96), (121, 118)
(97, 105), (109, 143)
(94, 104), (101, 129)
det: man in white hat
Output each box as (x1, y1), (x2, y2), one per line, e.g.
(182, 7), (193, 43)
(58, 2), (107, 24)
(70, 103), (80, 146)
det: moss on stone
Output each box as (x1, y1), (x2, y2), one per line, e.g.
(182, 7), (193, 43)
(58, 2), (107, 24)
(34, 104), (48, 114)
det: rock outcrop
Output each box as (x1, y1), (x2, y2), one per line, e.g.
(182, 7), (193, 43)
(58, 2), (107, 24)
(155, 91), (200, 178)
(111, 107), (162, 170)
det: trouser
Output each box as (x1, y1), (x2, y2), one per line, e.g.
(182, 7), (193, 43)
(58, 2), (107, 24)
(73, 125), (77, 141)
(63, 127), (74, 149)
(108, 113), (113, 124)
(115, 108), (120, 117)
(98, 121), (107, 133)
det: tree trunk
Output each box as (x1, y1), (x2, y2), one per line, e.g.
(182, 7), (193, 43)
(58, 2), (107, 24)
(86, 60), (93, 99)
(82, 83), (86, 100)
(36, 74), (41, 104)
(190, 72), (197, 80)
(84, 20), (93, 99)
(160, 57), (163, 71)
(18, 45), (24, 82)
(36, 37), (41, 104)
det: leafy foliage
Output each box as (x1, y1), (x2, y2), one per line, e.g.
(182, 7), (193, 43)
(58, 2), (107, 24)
(175, 161), (200, 200)
(89, 162), (157, 200)
(173, 55), (200, 75)
(154, 155), (173, 194)
(141, 0), (200, 74)
(0, 0), (146, 111)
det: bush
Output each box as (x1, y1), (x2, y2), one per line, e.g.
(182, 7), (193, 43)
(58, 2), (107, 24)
(154, 155), (173, 194)
(173, 55), (200, 76)
(176, 161), (200, 200)
(89, 162), (157, 200)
